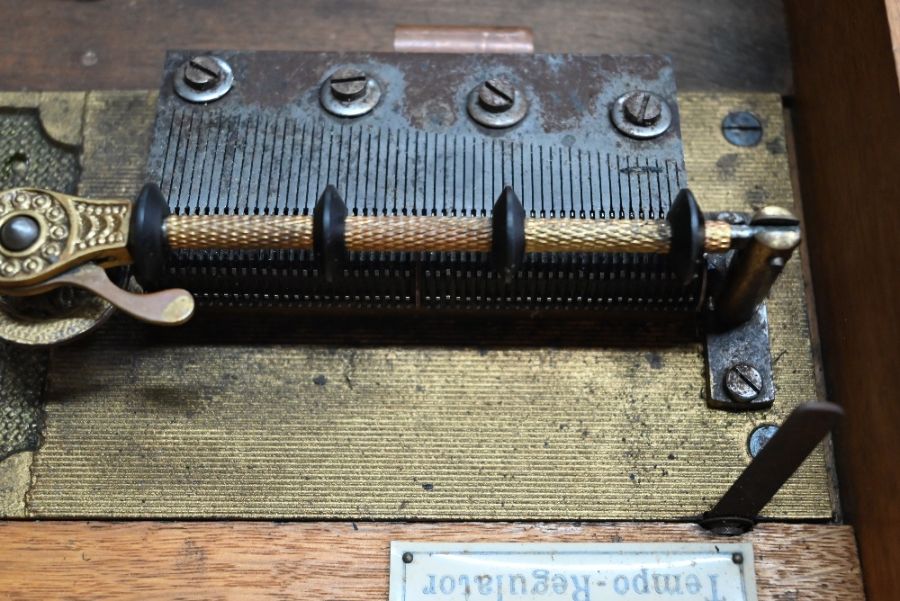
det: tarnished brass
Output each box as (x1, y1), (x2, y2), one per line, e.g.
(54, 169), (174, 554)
(345, 216), (491, 252)
(168, 213), (733, 255)
(393, 25), (535, 54)
(526, 219), (671, 253)
(715, 206), (801, 327)
(165, 214), (314, 250)
(0, 188), (131, 288)
(9, 92), (833, 522)
(3, 263), (194, 326)
(704, 221), (733, 253)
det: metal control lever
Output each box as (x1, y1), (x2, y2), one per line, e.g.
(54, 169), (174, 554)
(701, 401), (843, 534)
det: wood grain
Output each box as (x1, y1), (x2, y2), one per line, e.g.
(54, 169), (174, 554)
(0, 521), (863, 600)
(887, 0), (900, 84)
(785, 1), (900, 599)
(0, 0), (790, 92)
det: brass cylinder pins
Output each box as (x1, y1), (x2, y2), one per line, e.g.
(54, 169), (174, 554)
(161, 185), (731, 287)
(165, 211), (730, 254)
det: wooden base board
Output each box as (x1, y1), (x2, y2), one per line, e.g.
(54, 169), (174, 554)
(0, 521), (863, 600)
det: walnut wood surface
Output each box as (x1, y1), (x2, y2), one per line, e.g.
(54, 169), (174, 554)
(0, 522), (864, 600)
(785, 1), (900, 599)
(0, 0), (790, 92)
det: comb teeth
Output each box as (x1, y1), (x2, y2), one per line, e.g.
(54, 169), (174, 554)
(148, 45), (694, 314)
(154, 113), (694, 311)
(155, 112), (682, 220)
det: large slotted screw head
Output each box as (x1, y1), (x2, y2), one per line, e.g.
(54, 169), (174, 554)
(722, 111), (763, 147)
(183, 56), (223, 91)
(329, 68), (369, 101)
(478, 79), (516, 113)
(724, 363), (764, 402)
(623, 91), (663, 126)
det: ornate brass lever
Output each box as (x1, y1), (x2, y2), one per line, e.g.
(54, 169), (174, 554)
(2, 263), (194, 326)
(0, 188), (132, 288)
(0, 188), (193, 326)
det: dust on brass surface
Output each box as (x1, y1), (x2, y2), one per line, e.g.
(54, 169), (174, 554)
(20, 93), (832, 519)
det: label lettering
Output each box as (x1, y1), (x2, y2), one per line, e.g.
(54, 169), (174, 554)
(571, 575), (591, 601)
(531, 570), (549, 595)
(552, 574), (568, 595)
(653, 574), (682, 595)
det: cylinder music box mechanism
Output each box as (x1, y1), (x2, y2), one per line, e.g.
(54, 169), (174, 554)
(0, 51), (801, 410)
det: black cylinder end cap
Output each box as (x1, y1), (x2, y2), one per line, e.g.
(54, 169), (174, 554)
(667, 188), (705, 286)
(313, 185), (348, 283)
(128, 183), (170, 289)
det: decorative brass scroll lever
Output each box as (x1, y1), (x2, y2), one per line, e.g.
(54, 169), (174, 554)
(0, 188), (194, 326)
(1, 263), (194, 326)
(0, 184), (801, 336)
(0, 188), (132, 289)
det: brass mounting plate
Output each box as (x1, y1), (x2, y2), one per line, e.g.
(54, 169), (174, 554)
(0, 92), (832, 520)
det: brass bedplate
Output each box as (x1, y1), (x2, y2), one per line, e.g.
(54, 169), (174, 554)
(0, 57), (833, 522)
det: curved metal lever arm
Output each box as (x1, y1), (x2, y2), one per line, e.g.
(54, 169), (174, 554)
(2, 263), (194, 326)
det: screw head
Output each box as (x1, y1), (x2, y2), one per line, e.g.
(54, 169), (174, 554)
(467, 78), (528, 129)
(722, 111), (763, 147)
(402, 552), (414, 564)
(724, 363), (763, 402)
(329, 68), (369, 101)
(623, 92), (663, 126)
(174, 56), (234, 103)
(478, 79), (516, 113)
(0, 215), (41, 252)
(320, 66), (382, 118)
(610, 91), (671, 139)
(748, 424), (779, 457)
(183, 56), (223, 91)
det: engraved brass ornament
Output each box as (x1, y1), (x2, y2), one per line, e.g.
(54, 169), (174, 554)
(0, 189), (131, 288)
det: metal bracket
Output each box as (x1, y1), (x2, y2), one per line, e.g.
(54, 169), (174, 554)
(706, 302), (775, 410)
(702, 206), (798, 412)
(700, 401), (843, 535)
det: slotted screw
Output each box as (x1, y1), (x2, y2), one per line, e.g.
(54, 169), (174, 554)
(478, 79), (516, 113)
(722, 111), (763, 147)
(748, 424), (779, 458)
(330, 68), (369, 101)
(623, 91), (663, 126)
(183, 56), (223, 91)
(724, 363), (763, 402)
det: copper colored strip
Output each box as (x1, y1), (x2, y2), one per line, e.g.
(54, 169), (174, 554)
(393, 25), (534, 54)
(344, 216), (491, 252)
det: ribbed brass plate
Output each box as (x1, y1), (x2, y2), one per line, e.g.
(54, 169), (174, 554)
(9, 92), (832, 519)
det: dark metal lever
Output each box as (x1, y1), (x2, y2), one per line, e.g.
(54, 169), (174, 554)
(701, 401), (843, 535)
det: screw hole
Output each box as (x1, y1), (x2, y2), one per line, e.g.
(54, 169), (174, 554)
(5, 152), (29, 178)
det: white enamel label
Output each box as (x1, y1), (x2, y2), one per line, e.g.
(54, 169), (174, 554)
(389, 542), (756, 601)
